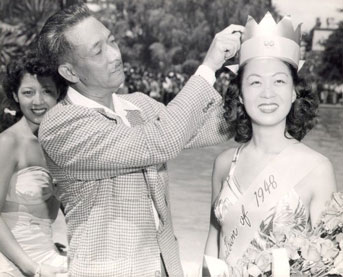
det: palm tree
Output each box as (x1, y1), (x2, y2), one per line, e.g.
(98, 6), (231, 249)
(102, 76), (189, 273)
(0, 0), (61, 71)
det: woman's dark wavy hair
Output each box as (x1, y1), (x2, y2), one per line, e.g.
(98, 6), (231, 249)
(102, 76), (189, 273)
(223, 61), (319, 142)
(0, 51), (67, 131)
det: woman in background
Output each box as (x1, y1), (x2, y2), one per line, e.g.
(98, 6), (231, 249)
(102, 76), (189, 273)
(0, 53), (68, 276)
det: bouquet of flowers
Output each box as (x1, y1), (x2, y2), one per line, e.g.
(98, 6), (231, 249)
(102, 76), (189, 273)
(285, 192), (343, 276)
(224, 192), (343, 277)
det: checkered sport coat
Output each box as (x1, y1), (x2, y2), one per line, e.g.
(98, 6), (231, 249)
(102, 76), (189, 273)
(39, 75), (229, 276)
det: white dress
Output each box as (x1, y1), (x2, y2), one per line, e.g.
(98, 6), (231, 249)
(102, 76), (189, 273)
(0, 166), (67, 276)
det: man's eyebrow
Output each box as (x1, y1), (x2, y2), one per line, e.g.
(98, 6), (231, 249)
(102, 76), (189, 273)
(89, 40), (101, 52)
(88, 31), (112, 52)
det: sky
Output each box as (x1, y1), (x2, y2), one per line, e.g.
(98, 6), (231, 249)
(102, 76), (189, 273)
(272, 0), (343, 32)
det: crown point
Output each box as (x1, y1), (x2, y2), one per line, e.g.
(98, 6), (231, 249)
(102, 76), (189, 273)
(239, 12), (303, 69)
(242, 16), (259, 41)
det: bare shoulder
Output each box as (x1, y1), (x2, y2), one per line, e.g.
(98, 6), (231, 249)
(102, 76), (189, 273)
(297, 142), (328, 162)
(0, 128), (19, 170)
(0, 127), (19, 152)
(213, 147), (237, 184)
(298, 143), (336, 192)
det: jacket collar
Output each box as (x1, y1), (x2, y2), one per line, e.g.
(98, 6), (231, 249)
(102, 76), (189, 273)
(63, 86), (141, 126)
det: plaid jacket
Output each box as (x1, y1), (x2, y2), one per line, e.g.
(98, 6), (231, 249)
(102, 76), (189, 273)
(38, 75), (229, 276)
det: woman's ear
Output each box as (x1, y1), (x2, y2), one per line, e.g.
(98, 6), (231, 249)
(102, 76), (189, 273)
(292, 89), (297, 103)
(239, 95), (244, 104)
(58, 63), (79, 84)
(12, 92), (19, 103)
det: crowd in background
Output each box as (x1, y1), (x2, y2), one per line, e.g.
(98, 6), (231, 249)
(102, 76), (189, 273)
(117, 63), (233, 105)
(318, 83), (343, 105)
(118, 63), (188, 104)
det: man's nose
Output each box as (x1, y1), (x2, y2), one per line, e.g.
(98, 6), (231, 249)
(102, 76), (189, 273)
(107, 44), (121, 62)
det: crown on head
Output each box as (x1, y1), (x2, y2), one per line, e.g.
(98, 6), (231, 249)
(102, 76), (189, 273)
(239, 12), (302, 69)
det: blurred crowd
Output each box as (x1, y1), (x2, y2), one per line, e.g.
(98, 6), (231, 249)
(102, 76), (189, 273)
(318, 83), (343, 105)
(118, 63), (233, 105)
(118, 63), (188, 104)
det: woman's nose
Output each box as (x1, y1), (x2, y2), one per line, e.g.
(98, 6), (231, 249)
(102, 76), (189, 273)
(261, 82), (275, 98)
(32, 92), (44, 105)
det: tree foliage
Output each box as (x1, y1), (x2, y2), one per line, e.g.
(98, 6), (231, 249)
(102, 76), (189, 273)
(0, 0), (61, 71)
(318, 21), (343, 84)
(0, 0), (281, 75)
(95, 0), (277, 74)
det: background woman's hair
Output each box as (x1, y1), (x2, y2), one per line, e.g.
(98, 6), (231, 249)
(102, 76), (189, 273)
(223, 62), (319, 142)
(0, 51), (67, 132)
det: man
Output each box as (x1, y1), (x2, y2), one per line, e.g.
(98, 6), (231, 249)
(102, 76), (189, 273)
(37, 3), (243, 276)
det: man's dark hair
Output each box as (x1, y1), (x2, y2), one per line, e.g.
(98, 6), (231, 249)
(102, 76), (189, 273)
(37, 4), (92, 71)
(223, 62), (319, 142)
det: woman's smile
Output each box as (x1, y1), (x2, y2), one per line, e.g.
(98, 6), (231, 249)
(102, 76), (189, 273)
(258, 103), (279, 113)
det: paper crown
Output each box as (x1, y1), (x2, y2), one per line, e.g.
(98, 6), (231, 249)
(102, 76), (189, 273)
(227, 12), (304, 73)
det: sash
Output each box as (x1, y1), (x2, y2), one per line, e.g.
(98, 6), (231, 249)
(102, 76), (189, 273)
(221, 143), (324, 265)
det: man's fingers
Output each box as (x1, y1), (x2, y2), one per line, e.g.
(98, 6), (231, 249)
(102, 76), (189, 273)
(216, 36), (241, 56)
(219, 24), (245, 35)
(232, 32), (242, 38)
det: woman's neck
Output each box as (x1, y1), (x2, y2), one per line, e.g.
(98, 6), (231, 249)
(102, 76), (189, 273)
(18, 117), (39, 138)
(249, 124), (295, 154)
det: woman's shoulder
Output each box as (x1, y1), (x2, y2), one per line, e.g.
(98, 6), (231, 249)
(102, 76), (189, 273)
(0, 126), (20, 149)
(214, 147), (239, 182)
(0, 128), (19, 168)
(295, 142), (336, 191)
(215, 147), (237, 164)
(295, 142), (330, 163)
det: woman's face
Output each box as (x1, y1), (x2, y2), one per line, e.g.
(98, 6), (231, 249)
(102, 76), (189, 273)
(241, 58), (296, 127)
(14, 73), (59, 127)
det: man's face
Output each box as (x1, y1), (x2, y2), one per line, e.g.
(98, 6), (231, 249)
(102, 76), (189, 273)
(65, 17), (125, 93)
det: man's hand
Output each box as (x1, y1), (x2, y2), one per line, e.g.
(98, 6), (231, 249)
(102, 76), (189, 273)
(203, 24), (245, 72)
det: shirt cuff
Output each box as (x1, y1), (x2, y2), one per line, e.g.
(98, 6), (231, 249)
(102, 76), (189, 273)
(194, 65), (216, 86)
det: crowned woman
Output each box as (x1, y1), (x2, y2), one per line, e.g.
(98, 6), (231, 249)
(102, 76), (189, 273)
(203, 12), (340, 277)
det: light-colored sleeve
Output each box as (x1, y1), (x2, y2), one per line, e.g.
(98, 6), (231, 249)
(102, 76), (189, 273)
(39, 75), (222, 180)
(184, 103), (230, 149)
(184, 64), (230, 148)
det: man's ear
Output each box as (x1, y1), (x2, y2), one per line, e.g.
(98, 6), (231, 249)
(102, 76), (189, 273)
(58, 63), (79, 84)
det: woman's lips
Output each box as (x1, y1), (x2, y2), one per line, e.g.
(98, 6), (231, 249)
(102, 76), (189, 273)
(258, 103), (279, 113)
(31, 108), (47, 115)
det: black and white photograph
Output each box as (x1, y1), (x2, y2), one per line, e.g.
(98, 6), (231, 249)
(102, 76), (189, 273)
(0, 0), (342, 276)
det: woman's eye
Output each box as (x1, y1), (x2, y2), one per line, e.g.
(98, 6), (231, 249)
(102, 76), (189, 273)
(275, 79), (286, 85)
(250, 81), (261, 86)
(22, 90), (33, 95)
